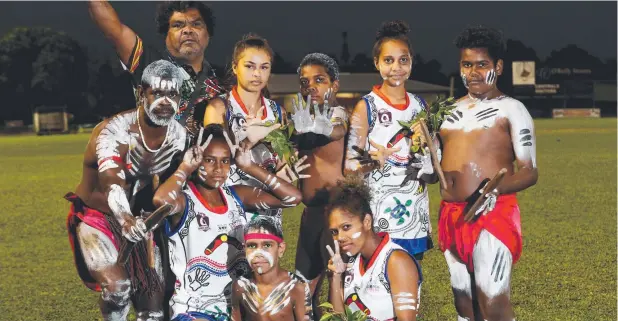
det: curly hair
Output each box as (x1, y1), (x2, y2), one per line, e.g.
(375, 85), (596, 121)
(297, 53), (340, 82)
(156, 1), (215, 37)
(454, 25), (505, 63)
(372, 20), (414, 60)
(325, 175), (373, 222)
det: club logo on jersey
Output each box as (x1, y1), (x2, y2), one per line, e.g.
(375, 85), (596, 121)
(378, 109), (393, 127)
(196, 212), (210, 232)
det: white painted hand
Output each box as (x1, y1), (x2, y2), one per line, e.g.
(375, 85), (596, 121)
(326, 240), (346, 275)
(121, 215), (148, 243)
(475, 184), (499, 216)
(410, 147), (434, 179)
(291, 94), (313, 134)
(309, 90), (334, 136)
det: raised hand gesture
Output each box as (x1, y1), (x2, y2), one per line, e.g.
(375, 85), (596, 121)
(368, 139), (402, 168)
(291, 94), (313, 134)
(183, 127), (213, 174)
(277, 152), (311, 183)
(309, 89), (334, 136)
(326, 240), (347, 275)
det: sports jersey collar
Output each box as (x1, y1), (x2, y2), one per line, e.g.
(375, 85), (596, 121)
(372, 85), (409, 111)
(359, 232), (390, 276)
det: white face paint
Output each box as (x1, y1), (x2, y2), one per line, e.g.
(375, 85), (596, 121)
(198, 166), (207, 181)
(351, 232), (361, 239)
(215, 181), (221, 188)
(485, 69), (497, 86)
(461, 72), (469, 88)
(247, 249), (275, 271)
(144, 96), (178, 127)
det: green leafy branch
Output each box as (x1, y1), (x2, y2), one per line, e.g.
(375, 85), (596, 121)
(318, 302), (368, 321)
(398, 96), (457, 153)
(262, 122), (296, 166)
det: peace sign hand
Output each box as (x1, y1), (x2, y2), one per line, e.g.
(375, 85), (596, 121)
(368, 139), (402, 168)
(182, 127), (213, 174)
(326, 240), (346, 275)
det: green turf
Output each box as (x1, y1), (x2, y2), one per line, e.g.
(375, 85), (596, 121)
(0, 118), (615, 320)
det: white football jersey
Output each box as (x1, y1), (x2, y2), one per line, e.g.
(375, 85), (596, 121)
(167, 182), (250, 319)
(362, 87), (431, 254)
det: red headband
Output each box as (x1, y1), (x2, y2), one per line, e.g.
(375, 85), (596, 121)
(245, 233), (283, 243)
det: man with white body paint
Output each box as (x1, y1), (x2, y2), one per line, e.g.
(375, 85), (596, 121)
(437, 25), (538, 321)
(230, 216), (313, 321)
(152, 124), (302, 321)
(65, 60), (187, 321)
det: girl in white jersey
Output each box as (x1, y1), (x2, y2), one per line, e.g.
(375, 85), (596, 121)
(345, 21), (438, 260)
(153, 124), (302, 321)
(325, 176), (422, 321)
(203, 34), (309, 229)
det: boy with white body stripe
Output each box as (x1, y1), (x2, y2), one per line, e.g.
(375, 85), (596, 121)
(437, 25), (538, 321)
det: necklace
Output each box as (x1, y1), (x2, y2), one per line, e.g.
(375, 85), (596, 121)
(137, 108), (170, 153)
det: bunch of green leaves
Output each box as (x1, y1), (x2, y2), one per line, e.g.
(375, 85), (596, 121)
(398, 96), (457, 133)
(262, 121), (296, 166)
(318, 302), (368, 321)
(398, 96), (457, 153)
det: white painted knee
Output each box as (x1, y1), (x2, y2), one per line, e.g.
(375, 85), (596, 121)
(444, 250), (472, 297)
(473, 230), (512, 299)
(101, 279), (132, 307)
(457, 316), (470, 321)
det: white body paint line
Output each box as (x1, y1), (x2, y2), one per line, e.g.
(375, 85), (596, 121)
(396, 305), (416, 311)
(473, 230), (512, 299)
(444, 250), (472, 297)
(108, 184), (131, 224)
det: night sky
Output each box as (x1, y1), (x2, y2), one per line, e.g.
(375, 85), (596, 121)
(0, 1), (615, 74)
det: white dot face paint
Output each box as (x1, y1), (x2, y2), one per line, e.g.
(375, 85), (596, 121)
(257, 267), (263, 274)
(351, 232), (361, 239)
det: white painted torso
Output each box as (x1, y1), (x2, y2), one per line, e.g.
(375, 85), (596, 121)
(96, 110), (187, 199)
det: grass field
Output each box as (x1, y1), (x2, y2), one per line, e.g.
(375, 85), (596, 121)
(0, 118), (616, 320)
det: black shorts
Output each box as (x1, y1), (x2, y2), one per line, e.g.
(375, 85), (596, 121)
(295, 206), (334, 281)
